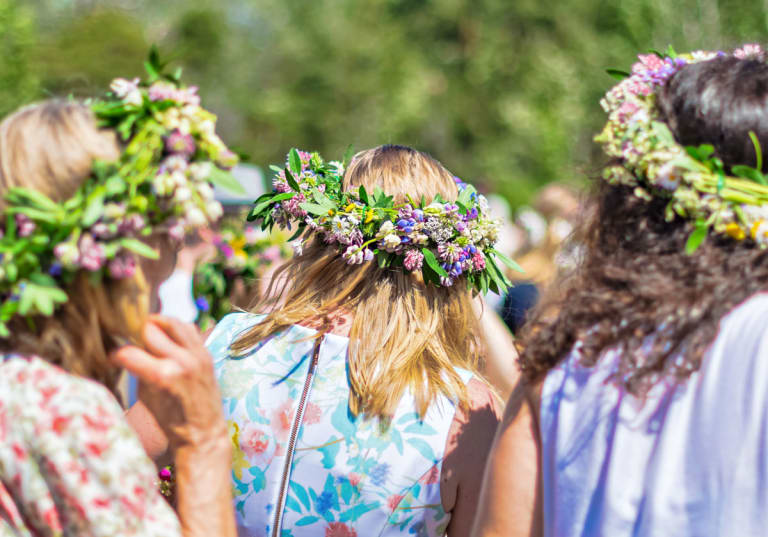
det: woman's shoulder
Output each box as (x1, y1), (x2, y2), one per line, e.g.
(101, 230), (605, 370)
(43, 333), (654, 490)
(205, 312), (266, 358)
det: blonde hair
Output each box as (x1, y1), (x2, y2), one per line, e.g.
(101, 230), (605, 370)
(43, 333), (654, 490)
(0, 100), (149, 391)
(232, 145), (482, 419)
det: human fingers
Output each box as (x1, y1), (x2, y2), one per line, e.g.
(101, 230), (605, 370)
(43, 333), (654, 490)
(148, 315), (202, 349)
(142, 321), (184, 358)
(112, 345), (177, 388)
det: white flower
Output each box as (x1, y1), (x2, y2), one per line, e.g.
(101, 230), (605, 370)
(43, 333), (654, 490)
(161, 155), (188, 173)
(753, 221), (768, 244)
(205, 201), (223, 221)
(104, 203), (126, 220)
(378, 221), (395, 236)
(411, 232), (429, 245)
(291, 239), (304, 256)
(173, 186), (192, 203)
(152, 174), (175, 196)
(382, 234), (401, 252)
(185, 207), (207, 227)
(655, 162), (682, 191)
(110, 77), (142, 106)
(171, 171), (189, 189)
(188, 162), (213, 182)
(197, 182), (214, 201)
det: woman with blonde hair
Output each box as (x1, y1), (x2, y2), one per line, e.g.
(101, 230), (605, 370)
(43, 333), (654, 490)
(193, 145), (507, 536)
(0, 64), (239, 536)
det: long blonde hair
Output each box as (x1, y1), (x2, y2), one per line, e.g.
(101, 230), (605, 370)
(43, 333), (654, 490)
(0, 100), (149, 391)
(231, 145), (482, 419)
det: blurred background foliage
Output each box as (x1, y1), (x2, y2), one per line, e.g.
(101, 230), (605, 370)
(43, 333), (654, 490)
(3, 0), (768, 205)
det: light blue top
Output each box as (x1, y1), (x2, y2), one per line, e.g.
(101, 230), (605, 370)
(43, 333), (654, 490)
(207, 312), (471, 537)
(540, 293), (768, 537)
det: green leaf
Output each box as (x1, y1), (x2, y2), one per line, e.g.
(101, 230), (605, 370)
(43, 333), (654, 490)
(716, 170), (725, 194)
(119, 238), (160, 259)
(284, 169), (301, 192)
(0, 322), (9, 338)
(651, 121), (675, 145)
(358, 185), (369, 205)
(342, 144), (355, 167)
(731, 165), (768, 185)
(490, 248), (524, 273)
(269, 164), (284, 173)
(606, 68), (631, 80)
(666, 45), (678, 58)
(289, 148), (303, 176)
(749, 130), (763, 171)
(457, 184), (476, 208)
(422, 248), (448, 277)
(208, 166), (245, 195)
(685, 221), (708, 254)
(299, 202), (331, 216)
(5, 188), (60, 212)
(82, 193), (105, 227)
(105, 175), (127, 196)
(249, 192), (294, 220)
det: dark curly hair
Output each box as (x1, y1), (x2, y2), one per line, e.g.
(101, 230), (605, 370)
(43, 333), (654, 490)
(519, 54), (768, 391)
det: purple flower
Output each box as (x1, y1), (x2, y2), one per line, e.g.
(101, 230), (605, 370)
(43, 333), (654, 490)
(444, 204), (459, 215)
(108, 253), (137, 279)
(472, 251), (486, 271)
(78, 234), (106, 272)
(455, 221), (467, 233)
(403, 249), (424, 271)
(15, 214), (35, 237)
(413, 209), (425, 222)
(118, 214), (146, 234)
(342, 245), (365, 264)
(220, 244), (234, 258)
(165, 129), (196, 156)
(48, 263), (63, 277)
(159, 467), (172, 481)
(91, 222), (113, 239)
(398, 204), (414, 219)
(466, 207), (478, 220)
(195, 296), (210, 312)
(397, 218), (416, 233)
(363, 248), (374, 262)
(437, 242), (461, 263)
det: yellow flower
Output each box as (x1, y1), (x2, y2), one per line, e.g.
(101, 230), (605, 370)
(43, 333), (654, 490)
(365, 210), (374, 224)
(726, 222), (746, 241)
(230, 237), (246, 251)
(345, 203), (356, 213)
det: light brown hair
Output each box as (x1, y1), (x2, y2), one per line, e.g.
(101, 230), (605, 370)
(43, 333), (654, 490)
(0, 100), (149, 391)
(231, 145), (482, 419)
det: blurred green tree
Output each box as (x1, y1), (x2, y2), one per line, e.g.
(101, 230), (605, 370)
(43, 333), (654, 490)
(0, 0), (40, 116)
(5, 0), (768, 205)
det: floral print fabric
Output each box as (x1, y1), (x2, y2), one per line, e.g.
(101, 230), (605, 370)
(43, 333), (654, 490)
(208, 313), (471, 537)
(0, 354), (181, 537)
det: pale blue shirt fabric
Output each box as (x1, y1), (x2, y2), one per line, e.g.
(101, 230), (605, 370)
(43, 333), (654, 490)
(540, 293), (768, 537)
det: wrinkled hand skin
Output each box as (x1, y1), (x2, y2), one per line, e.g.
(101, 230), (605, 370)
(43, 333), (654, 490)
(113, 316), (236, 537)
(115, 315), (227, 450)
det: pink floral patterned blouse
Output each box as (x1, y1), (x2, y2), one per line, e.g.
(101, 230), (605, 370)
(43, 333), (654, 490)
(0, 354), (181, 537)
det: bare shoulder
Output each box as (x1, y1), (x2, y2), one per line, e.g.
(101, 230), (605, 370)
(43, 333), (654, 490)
(441, 377), (503, 519)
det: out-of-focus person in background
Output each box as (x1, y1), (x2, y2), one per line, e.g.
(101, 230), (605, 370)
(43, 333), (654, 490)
(475, 45), (768, 537)
(0, 63), (238, 537)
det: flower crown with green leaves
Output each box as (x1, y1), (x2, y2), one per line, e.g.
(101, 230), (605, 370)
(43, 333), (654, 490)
(248, 148), (519, 293)
(598, 43), (768, 253)
(194, 216), (290, 332)
(0, 49), (242, 337)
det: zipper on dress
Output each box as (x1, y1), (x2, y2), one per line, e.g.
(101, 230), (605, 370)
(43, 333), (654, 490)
(271, 338), (321, 537)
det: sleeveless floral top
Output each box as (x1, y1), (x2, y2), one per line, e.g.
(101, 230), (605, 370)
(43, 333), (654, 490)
(0, 354), (180, 537)
(207, 313), (472, 537)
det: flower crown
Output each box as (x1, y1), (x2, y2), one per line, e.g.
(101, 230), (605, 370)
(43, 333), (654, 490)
(248, 148), (519, 293)
(0, 49), (241, 337)
(597, 44), (768, 253)
(194, 216), (291, 331)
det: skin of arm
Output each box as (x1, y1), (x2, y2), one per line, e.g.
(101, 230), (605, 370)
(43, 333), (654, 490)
(473, 296), (520, 399)
(125, 400), (171, 465)
(441, 378), (504, 537)
(470, 381), (543, 537)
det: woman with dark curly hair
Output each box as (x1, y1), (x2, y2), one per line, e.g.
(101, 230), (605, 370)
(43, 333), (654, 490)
(473, 45), (768, 537)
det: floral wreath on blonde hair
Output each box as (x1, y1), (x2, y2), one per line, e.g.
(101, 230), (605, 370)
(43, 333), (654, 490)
(598, 43), (768, 253)
(0, 48), (242, 337)
(193, 215), (291, 332)
(248, 148), (520, 293)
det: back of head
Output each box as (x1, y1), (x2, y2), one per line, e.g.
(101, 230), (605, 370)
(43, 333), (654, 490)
(0, 100), (120, 204)
(520, 49), (768, 391)
(0, 100), (146, 391)
(234, 144), (482, 419)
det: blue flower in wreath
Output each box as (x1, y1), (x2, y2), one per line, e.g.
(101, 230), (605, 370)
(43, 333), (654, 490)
(195, 296), (210, 312)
